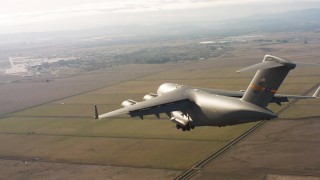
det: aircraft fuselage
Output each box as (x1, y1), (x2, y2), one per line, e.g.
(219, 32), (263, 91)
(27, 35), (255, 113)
(160, 83), (277, 127)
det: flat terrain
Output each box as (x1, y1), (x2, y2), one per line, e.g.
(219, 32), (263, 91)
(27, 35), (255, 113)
(192, 117), (320, 180)
(0, 32), (319, 179)
(0, 63), (178, 115)
(0, 159), (180, 180)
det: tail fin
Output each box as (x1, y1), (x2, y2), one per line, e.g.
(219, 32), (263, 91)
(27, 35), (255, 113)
(238, 55), (296, 107)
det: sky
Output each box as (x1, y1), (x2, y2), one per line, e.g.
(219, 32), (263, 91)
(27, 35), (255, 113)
(0, 0), (320, 34)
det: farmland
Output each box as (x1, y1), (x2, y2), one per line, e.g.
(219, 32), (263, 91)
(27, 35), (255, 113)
(0, 31), (319, 179)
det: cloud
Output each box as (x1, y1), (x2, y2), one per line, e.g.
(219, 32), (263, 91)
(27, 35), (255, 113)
(0, 0), (318, 29)
(0, 0), (274, 26)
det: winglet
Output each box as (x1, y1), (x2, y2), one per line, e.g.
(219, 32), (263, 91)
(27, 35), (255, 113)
(94, 105), (99, 119)
(313, 86), (320, 98)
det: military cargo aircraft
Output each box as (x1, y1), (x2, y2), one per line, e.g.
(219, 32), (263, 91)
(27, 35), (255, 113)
(96, 55), (320, 131)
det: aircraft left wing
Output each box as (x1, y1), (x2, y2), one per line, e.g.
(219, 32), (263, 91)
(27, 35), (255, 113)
(98, 87), (192, 119)
(98, 85), (319, 119)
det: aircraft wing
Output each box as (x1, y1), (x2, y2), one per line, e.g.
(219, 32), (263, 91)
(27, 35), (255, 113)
(274, 85), (319, 99)
(98, 86), (319, 119)
(98, 87), (192, 119)
(200, 86), (320, 105)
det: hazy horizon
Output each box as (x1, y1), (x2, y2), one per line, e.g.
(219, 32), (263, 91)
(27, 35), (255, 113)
(1, 0), (320, 35)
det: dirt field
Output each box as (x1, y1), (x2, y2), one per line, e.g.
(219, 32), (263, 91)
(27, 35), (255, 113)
(0, 63), (178, 115)
(0, 159), (181, 180)
(0, 32), (319, 179)
(192, 117), (320, 179)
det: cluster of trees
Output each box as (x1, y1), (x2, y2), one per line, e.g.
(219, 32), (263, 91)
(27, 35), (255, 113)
(113, 44), (214, 64)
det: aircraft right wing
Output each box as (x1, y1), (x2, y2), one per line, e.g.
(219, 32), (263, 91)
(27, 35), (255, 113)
(200, 85), (320, 105)
(275, 85), (320, 99)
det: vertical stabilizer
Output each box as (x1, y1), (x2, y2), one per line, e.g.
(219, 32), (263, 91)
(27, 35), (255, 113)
(238, 55), (296, 107)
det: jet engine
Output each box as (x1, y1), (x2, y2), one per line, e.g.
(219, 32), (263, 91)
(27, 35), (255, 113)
(143, 93), (158, 101)
(121, 99), (137, 108)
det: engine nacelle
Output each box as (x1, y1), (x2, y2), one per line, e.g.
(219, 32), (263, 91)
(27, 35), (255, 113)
(143, 93), (158, 101)
(121, 99), (137, 108)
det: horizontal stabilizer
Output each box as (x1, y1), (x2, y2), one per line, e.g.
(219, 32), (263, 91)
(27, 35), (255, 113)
(237, 61), (284, 73)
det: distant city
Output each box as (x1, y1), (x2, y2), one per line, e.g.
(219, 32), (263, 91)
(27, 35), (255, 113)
(2, 56), (78, 76)
(0, 8), (319, 77)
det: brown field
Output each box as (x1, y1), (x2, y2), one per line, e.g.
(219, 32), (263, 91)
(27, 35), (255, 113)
(0, 32), (319, 179)
(193, 117), (320, 179)
(0, 63), (178, 115)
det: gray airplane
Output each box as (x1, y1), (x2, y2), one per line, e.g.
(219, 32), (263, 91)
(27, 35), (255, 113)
(96, 55), (320, 131)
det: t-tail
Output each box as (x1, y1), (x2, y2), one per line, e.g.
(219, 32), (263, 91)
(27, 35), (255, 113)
(238, 55), (296, 107)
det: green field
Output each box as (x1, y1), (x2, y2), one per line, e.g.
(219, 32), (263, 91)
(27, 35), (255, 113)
(0, 60), (319, 170)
